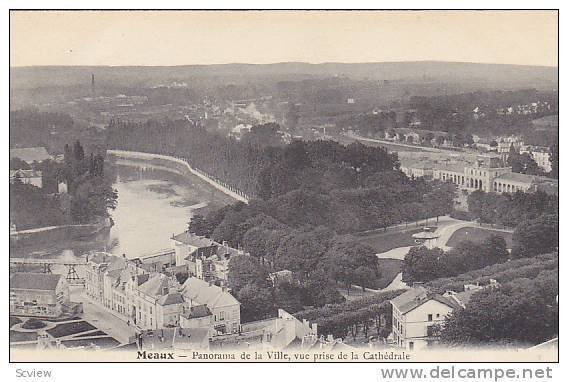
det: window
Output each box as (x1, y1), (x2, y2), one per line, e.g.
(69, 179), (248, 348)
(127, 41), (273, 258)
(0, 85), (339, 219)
(436, 314), (440, 318)
(428, 314), (433, 322)
(409, 341), (414, 351)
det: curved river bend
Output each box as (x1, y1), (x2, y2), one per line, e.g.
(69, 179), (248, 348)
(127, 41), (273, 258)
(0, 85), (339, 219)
(11, 162), (234, 261)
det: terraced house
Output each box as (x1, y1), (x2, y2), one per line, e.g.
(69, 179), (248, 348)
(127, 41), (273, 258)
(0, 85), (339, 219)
(84, 252), (241, 333)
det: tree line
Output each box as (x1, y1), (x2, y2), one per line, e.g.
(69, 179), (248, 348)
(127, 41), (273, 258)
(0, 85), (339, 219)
(10, 140), (117, 229)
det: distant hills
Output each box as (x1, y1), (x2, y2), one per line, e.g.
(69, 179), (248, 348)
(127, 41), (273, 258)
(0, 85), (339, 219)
(10, 61), (558, 90)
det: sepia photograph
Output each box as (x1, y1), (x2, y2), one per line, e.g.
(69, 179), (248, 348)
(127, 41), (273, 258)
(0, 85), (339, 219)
(6, 7), (559, 367)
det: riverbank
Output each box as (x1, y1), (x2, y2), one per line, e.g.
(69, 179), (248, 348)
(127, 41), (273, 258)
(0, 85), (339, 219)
(10, 218), (112, 253)
(107, 149), (249, 203)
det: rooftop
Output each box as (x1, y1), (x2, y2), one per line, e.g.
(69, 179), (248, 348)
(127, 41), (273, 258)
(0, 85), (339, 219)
(494, 172), (538, 184)
(433, 163), (465, 174)
(10, 147), (52, 164)
(157, 292), (185, 306)
(181, 277), (239, 309)
(391, 286), (459, 314)
(138, 274), (178, 298)
(183, 304), (213, 319)
(172, 231), (216, 248)
(10, 169), (42, 178)
(10, 273), (62, 291)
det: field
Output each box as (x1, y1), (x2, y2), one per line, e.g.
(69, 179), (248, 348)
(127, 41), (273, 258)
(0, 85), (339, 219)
(357, 228), (423, 253)
(375, 258), (404, 289)
(446, 227), (513, 248)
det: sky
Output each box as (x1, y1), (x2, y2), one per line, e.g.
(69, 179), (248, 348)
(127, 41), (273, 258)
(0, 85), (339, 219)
(10, 10), (558, 67)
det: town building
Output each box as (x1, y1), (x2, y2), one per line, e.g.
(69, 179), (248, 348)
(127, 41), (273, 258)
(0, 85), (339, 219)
(171, 231), (247, 283)
(9, 169), (43, 188)
(400, 161), (434, 179)
(431, 155), (557, 195)
(269, 270), (294, 286)
(10, 147), (52, 165)
(180, 277), (241, 334)
(210, 309), (319, 350)
(443, 279), (500, 309)
(84, 252), (241, 333)
(10, 273), (70, 318)
(520, 146), (552, 172)
(390, 286), (460, 351)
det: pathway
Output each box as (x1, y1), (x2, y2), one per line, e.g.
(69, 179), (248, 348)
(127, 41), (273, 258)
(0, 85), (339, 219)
(382, 273), (408, 291)
(345, 132), (443, 153)
(435, 221), (513, 250)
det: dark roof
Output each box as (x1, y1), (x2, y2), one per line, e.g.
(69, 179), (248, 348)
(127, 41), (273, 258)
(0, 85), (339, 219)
(391, 286), (459, 314)
(183, 304), (213, 319)
(136, 273), (150, 286)
(10, 273), (62, 291)
(157, 292), (185, 306)
(454, 289), (479, 307)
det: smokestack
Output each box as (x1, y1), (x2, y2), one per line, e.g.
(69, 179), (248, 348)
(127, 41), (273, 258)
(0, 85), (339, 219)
(91, 73), (95, 95)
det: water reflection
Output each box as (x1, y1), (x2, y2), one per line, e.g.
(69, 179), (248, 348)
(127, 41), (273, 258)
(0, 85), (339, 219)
(10, 164), (226, 260)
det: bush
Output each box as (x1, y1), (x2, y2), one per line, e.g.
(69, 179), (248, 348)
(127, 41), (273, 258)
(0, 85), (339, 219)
(22, 318), (47, 330)
(449, 210), (474, 221)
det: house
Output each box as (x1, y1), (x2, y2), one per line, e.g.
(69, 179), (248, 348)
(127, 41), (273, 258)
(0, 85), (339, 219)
(10, 273), (70, 318)
(520, 146), (552, 172)
(10, 147), (52, 165)
(171, 231), (247, 282)
(180, 304), (214, 329)
(400, 160), (434, 179)
(390, 286), (460, 351)
(475, 138), (497, 152)
(443, 279), (500, 308)
(180, 277), (241, 334)
(171, 231), (216, 268)
(84, 252), (127, 302)
(10, 169), (43, 188)
(269, 270), (294, 286)
(86, 252), (187, 330)
(84, 251), (242, 333)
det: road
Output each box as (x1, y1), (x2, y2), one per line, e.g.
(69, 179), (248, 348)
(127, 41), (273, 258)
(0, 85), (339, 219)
(70, 286), (136, 344)
(345, 133), (443, 153)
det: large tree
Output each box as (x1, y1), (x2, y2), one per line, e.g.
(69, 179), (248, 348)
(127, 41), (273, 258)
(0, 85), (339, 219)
(512, 213), (559, 258)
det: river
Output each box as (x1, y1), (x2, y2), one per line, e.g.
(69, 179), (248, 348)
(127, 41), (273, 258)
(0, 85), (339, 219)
(10, 162), (234, 261)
